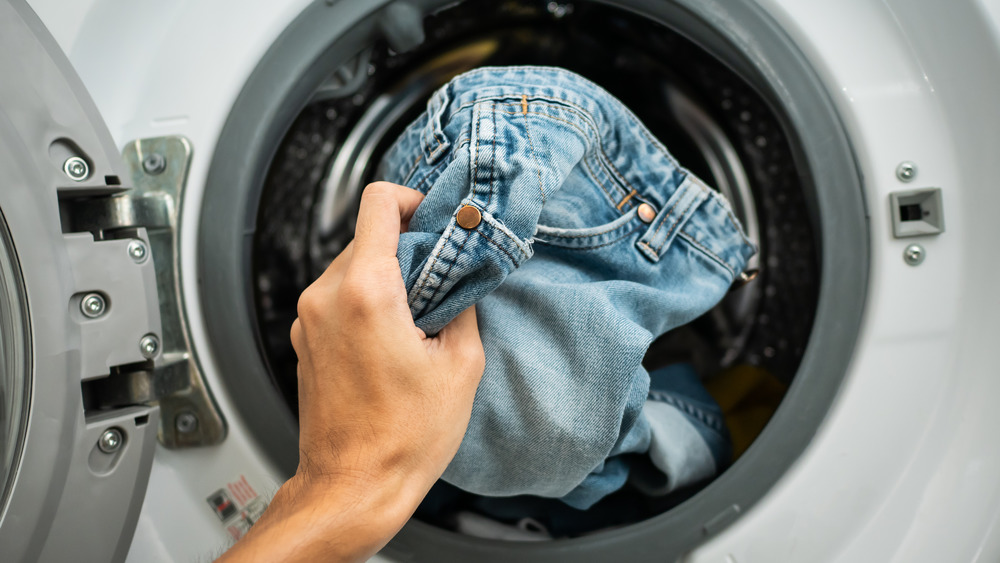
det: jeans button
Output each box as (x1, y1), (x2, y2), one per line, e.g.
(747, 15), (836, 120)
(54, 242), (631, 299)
(638, 203), (657, 223)
(456, 205), (482, 229)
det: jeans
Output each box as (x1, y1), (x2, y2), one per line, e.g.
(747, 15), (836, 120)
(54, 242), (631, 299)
(379, 66), (755, 509)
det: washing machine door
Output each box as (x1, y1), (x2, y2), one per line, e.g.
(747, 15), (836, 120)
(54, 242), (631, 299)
(0, 1), (164, 561)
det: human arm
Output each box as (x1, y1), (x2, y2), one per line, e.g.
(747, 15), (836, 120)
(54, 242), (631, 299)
(215, 182), (485, 562)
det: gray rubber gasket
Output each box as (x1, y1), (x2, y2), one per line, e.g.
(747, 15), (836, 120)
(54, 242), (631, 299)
(198, 0), (869, 560)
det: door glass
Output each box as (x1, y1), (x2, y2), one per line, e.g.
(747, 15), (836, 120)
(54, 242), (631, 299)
(0, 208), (29, 514)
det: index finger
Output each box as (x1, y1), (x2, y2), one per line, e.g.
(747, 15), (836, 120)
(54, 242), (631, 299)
(352, 182), (425, 263)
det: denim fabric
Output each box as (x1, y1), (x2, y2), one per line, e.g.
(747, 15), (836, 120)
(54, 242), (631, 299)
(378, 67), (756, 509)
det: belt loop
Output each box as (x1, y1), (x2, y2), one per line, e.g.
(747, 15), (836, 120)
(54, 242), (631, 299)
(422, 84), (452, 163)
(636, 177), (709, 262)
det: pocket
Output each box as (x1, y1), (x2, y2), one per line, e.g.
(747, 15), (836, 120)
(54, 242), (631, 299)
(533, 205), (644, 250)
(530, 143), (644, 249)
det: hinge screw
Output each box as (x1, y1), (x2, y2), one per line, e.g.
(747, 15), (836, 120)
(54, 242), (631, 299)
(80, 293), (107, 318)
(128, 240), (149, 263)
(175, 411), (199, 434)
(63, 157), (90, 181)
(139, 333), (160, 359)
(896, 161), (917, 182)
(142, 153), (167, 175)
(98, 428), (124, 453)
(904, 243), (925, 266)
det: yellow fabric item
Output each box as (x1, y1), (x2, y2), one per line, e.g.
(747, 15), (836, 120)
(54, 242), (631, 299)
(704, 364), (787, 460)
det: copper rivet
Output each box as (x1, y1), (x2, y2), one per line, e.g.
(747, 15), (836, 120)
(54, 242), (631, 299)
(637, 203), (656, 223)
(456, 205), (482, 229)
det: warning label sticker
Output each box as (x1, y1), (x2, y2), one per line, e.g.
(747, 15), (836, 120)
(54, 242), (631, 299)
(206, 475), (267, 541)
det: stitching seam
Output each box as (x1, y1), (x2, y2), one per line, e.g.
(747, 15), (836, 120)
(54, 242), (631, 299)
(418, 229), (473, 318)
(477, 230), (519, 263)
(497, 106), (629, 200)
(654, 191), (702, 254)
(536, 210), (638, 239)
(412, 158), (449, 192)
(536, 225), (643, 251)
(580, 151), (620, 208)
(521, 102), (546, 204)
(677, 231), (737, 277)
(488, 104), (496, 208)
(643, 185), (687, 247)
(410, 220), (457, 308)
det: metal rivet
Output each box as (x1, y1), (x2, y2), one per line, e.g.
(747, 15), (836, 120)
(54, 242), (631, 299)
(730, 268), (760, 291)
(175, 411), (199, 434)
(896, 161), (917, 182)
(139, 333), (160, 359)
(98, 428), (123, 453)
(80, 293), (107, 318)
(63, 157), (89, 181)
(456, 205), (482, 229)
(637, 203), (657, 223)
(127, 240), (149, 263)
(142, 153), (167, 175)
(741, 269), (760, 282)
(904, 243), (925, 266)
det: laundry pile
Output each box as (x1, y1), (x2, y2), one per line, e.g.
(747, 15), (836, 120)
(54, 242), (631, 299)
(379, 66), (756, 510)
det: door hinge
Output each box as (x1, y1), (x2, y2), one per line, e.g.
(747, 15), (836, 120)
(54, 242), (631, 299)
(71, 136), (226, 448)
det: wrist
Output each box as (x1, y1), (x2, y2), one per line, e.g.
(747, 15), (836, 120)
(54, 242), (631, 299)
(277, 468), (428, 557)
(217, 468), (430, 563)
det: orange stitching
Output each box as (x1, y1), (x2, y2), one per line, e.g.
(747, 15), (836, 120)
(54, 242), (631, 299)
(428, 140), (447, 161)
(400, 153), (423, 186)
(537, 225), (644, 251)
(499, 106), (632, 201)
(521, 106), (546, 204)
(471, 103), (481, 200)
(581, 155), (620, 209)
(678, 230), (736, 277)
(411, 221), (457, 307)
(477, 229), (519, 264)
(413, 158), (448, 191)
(493, 97), (681, 204)
(616, 189), (638, 210)
(488, 104), (496, 208)
(521, 94), (528, 116)
(638, 126), (682, 170)
(598, 149), (637, 200)
(644, 187), (686, 246)
(501, 110), (592, 142)
(419, 227), (475, 316)
(656, 191), (702, 254)
(447, 89), (712, 217)
(536, 209), (638, 239)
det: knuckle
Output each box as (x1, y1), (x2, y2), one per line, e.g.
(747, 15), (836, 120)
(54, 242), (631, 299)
(339, 276), (380, 314)
(295, 287), (325, 322)
(361, 181), (396, 201)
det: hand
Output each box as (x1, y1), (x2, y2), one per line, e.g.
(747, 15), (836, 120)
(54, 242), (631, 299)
(217, 182), (485, 563)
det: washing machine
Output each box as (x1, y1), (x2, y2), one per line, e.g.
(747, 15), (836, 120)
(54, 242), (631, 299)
(2, 0), (1000, 560)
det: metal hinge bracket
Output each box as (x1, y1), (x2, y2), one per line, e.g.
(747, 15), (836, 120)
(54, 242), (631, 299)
(72, 136), (226, 448)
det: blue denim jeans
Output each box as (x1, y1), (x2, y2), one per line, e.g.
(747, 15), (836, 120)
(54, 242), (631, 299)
(379, 67), (755, 509)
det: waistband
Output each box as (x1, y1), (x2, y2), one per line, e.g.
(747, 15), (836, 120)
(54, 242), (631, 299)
(425, 67), (753, 274)
(394, 67), (756, 329)
(422, 66), (687, 210)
